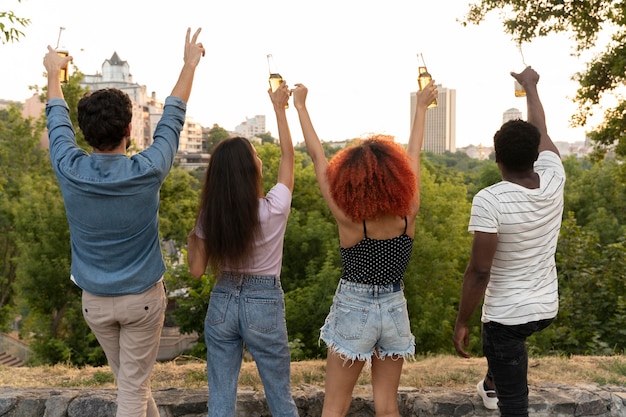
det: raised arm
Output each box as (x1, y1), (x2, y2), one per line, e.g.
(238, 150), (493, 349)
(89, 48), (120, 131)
(292, 84), (343, 218)
(170, 28), (205, 103)
(406, 81), (437, 209)
(43, 45), (73, 101)
(511, 67), (559, 156)
(268, 82), (294, 191)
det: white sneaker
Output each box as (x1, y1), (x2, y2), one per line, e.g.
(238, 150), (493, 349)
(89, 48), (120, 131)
(477, 380), (498, 410)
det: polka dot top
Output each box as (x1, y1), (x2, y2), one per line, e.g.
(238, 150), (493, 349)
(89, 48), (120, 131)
(339, 217), (414, 285)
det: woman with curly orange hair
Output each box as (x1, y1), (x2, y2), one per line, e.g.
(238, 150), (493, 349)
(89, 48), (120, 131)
(293, 80), (437, 417)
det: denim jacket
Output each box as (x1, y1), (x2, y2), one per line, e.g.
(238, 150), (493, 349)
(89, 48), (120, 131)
(46, 96), (186, 296)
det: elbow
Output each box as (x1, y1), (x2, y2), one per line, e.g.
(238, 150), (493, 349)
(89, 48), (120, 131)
(186, 236), (208, 278)
(188, 259), (206, 279)
(465, 267), (491, 286)
(189, 268), (205, 279)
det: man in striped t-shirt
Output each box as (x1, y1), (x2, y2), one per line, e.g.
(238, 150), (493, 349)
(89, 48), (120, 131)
(453, 67), (565, 417)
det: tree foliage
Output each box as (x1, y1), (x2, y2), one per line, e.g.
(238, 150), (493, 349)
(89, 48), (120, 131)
(463, 0), (626, 159)
(159, 166), (200, 249)
(0, 104), (45, 331)
(204, 124), (229, 153)
(3, 79), (626, 364)
(0, 1), (29, 44)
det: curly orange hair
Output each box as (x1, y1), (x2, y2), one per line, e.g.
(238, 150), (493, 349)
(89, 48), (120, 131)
(326, 135), (417, 221)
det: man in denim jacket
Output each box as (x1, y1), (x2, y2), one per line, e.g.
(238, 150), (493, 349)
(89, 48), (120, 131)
(43, 28), (204, 417)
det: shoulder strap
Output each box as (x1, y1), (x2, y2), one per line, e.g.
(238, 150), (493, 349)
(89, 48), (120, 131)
(363, 220), (367, 238)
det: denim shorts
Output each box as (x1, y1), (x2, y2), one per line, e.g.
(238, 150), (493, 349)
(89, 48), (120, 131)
(320, 279), (415, 365)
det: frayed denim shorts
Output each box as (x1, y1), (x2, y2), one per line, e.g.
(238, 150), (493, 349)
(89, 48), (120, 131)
(320, 279), (415, 365)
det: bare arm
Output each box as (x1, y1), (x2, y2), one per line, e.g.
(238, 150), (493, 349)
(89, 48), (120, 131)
(406, 81), (437, 213)
(512, 67), (559, 156)
(453, 231), (498, 358)
(43, 45), (72, 101)
(292, 84), (345, 219)
(170, 28), (205, 103)
(268, 82), (294, 191)
(187, 230), (208, 278)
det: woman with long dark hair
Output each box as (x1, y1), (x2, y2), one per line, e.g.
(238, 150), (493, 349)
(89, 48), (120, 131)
(187, 81), (298, 417)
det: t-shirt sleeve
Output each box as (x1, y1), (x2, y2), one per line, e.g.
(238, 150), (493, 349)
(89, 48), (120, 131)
(534, 151), (565, 179)
(264, 182), (292, 215)
(468, 189), (499, 234)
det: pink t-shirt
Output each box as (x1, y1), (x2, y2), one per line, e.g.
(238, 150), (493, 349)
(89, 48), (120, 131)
(195, 182), (292, 277)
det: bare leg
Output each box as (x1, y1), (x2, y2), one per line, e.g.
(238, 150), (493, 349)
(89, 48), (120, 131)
(371, 355), (403, 417)
(321, 349), (365, 417)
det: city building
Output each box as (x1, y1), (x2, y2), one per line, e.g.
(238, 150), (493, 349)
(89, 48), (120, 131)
(81, 52), (154, 151)
(410, 85), (456, 154)
(234, 115), (266, 139)
(0, 99), (21, 111)
(460, 144), (493, 160)
(503, 107), (523, 124)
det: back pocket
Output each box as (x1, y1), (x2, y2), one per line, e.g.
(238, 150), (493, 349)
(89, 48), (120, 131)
(206, 292), (231, 326)
(244, 297), (279, 333)
(334, 301), (368, 340)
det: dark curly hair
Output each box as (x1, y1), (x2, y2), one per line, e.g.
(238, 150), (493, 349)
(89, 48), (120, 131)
(77, 88), (133, 151)
(493, 119), (541, 172)
(326, 135), (417, 222)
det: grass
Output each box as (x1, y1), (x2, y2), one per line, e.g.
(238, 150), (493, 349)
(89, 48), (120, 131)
(2, 355), (626, 391)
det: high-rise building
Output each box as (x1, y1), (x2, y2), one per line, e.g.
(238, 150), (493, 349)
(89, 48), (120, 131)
(410, 85), (456, 154)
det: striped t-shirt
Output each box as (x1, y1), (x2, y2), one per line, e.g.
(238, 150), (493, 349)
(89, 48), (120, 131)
(469, 151), (565, 325)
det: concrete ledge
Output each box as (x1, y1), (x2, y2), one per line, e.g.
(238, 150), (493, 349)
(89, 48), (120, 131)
(0, 383), (625, 416)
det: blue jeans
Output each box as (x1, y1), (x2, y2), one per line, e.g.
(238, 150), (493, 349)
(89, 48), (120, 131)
(482, 318), (554, 417)
(204, 273), (298, 417)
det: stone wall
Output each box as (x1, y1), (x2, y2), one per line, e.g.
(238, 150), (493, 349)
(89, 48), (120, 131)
(0, 383), (625, 416)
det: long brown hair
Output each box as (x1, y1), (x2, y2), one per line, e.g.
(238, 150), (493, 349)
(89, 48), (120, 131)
(196, 137), (261, 273)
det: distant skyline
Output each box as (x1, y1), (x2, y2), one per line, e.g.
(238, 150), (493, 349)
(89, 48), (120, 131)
(3, 0), (602, 147)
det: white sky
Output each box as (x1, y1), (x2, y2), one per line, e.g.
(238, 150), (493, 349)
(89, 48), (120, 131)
(3, 0), (599, 147)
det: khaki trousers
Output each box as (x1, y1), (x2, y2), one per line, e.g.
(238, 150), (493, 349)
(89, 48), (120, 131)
(82, 281), (166, 417)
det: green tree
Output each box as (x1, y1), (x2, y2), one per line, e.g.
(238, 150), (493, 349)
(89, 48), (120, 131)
(7, 71), (105, 365)
(1, 1), (29, 44)
(536, 213), (626, 355)
(257, 132), (275, 144)
(164, 255), (212, 359)
(255, 143), (339, 356)
(405, 166), (473, 355)
(159, 166), (201, 249)
(285, 249), (339, 358)
(204, 124), (229, 153)
(0, 104), (45, 330)
(463, 0), (626, 159)
(562, 158), (626, 244)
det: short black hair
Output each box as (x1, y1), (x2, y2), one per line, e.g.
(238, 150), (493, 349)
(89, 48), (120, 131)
(493, 119), (541, 172)
(77, 88), (132, 151)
